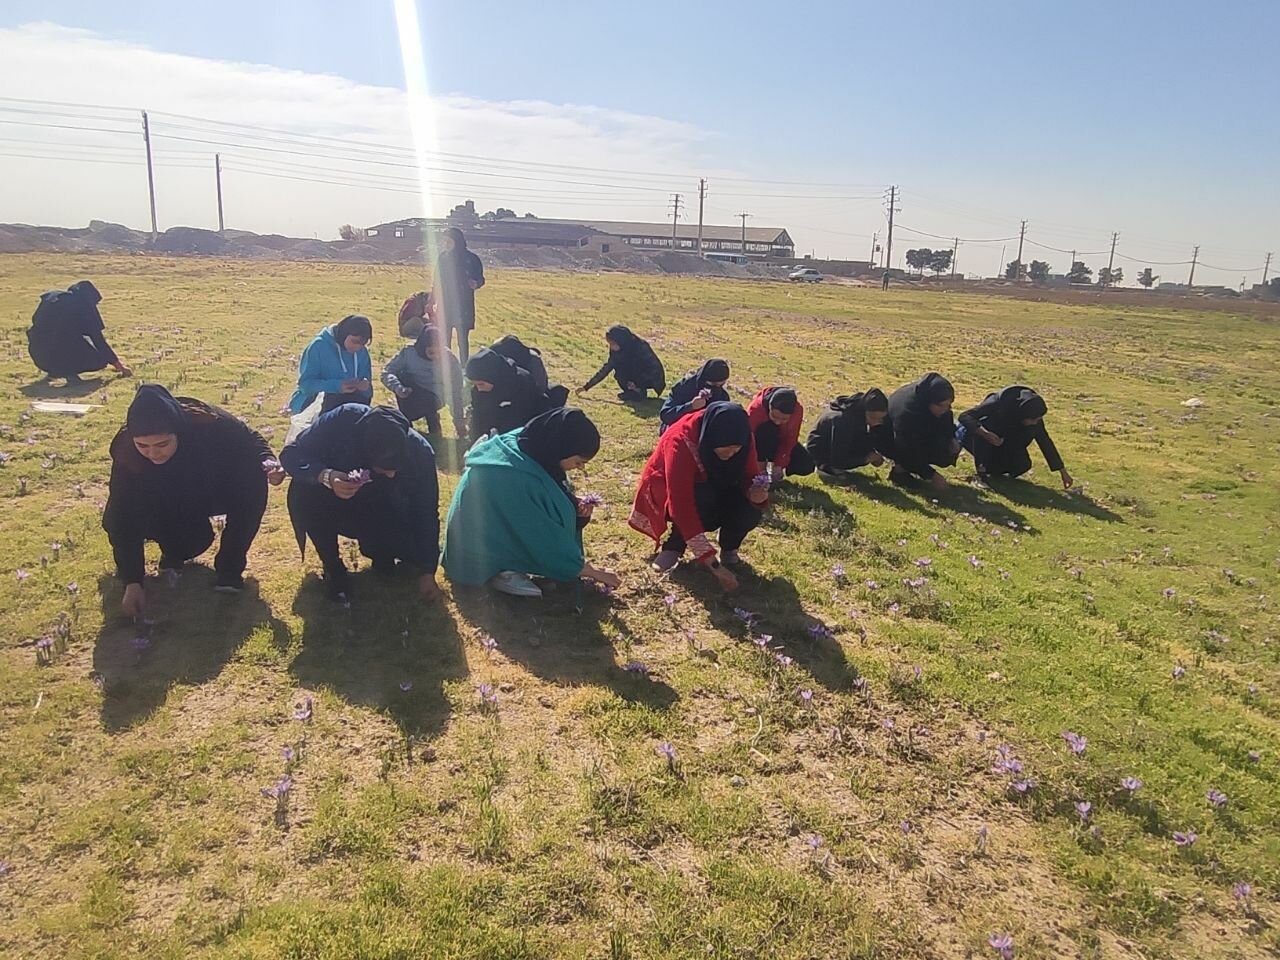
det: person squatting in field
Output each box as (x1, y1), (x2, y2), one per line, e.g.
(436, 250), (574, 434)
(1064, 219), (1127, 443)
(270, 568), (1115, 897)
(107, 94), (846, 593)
(381, 325), (466, 440)
(746, 386), (814, 481)
(631, 401), (769, 592)
(878, 372), (961, 492)
(463, 346), (559, 445)
(488, 334), (570, 408)
(103, 384), (283, 618)
(805, 388), (890, 480)
(443, 408), (621, 598)
(659, 358), (731, 434)
(280, 403), (440, 605)
(957, 384), (1073, 489)
(577, 325), (667, 401)
(290, 314), (374, 415)
(27, 280), (132, 384)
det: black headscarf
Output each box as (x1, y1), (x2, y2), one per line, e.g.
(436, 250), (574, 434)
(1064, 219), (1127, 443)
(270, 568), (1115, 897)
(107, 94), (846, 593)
(918, 372), (955, 406)
(444, 227), (468, 251)
(1015, 387), (1047, 421)
(491, 334), (537, 368)
(69, 280), (102, 304)
(766, 387), (798, 415)
(698, 401), (751, 489)
(415, 325), (439, 359)
(465, 347), (517, 389)
(332, 314), (373, 345)
(606, 324), (638, 349)
(356, 406), (411, 472)
(518, 408), (601, 496)
(695, 358), (731, 387)
(126, 384), (186, 436)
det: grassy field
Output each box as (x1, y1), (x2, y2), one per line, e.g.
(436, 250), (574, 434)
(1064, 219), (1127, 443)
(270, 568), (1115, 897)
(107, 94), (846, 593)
(0, 253), (1276, 959)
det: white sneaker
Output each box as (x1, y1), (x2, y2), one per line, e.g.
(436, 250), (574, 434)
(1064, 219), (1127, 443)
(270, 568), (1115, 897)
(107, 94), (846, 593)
(491, 570), (543, 597)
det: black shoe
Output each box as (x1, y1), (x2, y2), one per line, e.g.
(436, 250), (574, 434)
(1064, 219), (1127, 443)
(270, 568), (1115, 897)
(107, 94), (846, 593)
(214, 574), (244, 594)
(617, 390), (645, 401)
(324, 564), (352, 603)
(889, 466), (919, 488)
(64, 373), (83, 385)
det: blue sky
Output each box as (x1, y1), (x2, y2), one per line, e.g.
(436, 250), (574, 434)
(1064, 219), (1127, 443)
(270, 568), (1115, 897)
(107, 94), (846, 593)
(2, 1), (1277, 280)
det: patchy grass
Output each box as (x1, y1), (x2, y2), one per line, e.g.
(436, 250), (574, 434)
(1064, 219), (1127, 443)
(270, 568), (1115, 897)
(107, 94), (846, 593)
(0, 254), (1276, 958)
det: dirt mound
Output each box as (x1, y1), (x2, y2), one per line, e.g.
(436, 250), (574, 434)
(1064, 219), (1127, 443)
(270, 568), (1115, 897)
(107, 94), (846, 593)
(153, 227), (229, 255)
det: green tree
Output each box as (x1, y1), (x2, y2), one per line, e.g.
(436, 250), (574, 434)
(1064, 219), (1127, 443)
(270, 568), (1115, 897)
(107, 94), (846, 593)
(905, 248), (932, 275)
(929, 249), (954, 276)
(1028, 260), (1051, 282)
(1097, 266), (1124, 288)
(1067, 261), (1093, 284)
(1004, 260), (1027, 280)
(1137, 267), (1159, 290)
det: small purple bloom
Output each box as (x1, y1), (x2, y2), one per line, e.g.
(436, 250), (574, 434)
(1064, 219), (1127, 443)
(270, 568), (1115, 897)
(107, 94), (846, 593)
(864, 579), (880, 590)
(1009, 778), (1035, 794)
(480, 635), (497, 654)
(1206, 788), (1228, 809)
(1172, 664), (1186, 680)
(896, 538), (907, 546)
(899, 820), (913, 835)
(882, 717), (896, 731)
(1247, 750), (1260, 763)
(804, 833), (824, 849)
(912, 664), (923, 681)
(399, 680), (413, 693)
(282, 745), (295, 763)
(751, 472), (771, 492)
(775, 653), (794, 668)
(1062, 731), (1088, 756)
(976, 824), (989, 851)
(1075, 801), (1092, 822)
(913, 557), (931, 569)
(292, 697), (313, 722)
(1232, 882), (1252, 901)
(798, 688), (813, 704)
(131, 636), (150, 652)
(734, 607), (757, 624)
(347, 468), (371, 484)
(1162, 587), (1176, 599)
(807, 623), (834, 641)
(579, 492), (605, 507)
(477, 683), (498, 706)
(988, 932), (1014, 960)
(261, 775), (293, 801)
(1121, 776), (1142, 795)
(998, 569), (1010, 580)
(622, 661), (649, 675)
(968, 555), (983, 568)
(887, 602), (901, 615)
(663, 593), (677, 608)
(1172, 830), (1197, 848)
(35, 637), (53, 651)
(15, 568), (30, 582)
(831, 562), (846, 579)
(656, 741), (677, 763)
(751, 634), (770, 649)
(67, 581), (78, 595)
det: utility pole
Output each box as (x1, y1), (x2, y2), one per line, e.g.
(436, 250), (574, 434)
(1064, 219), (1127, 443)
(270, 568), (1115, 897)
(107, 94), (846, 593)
(141, 110), (158, 241)
(884, 185), (898, 275)
(869, 231), (878, 267)
(737, 212), (752, 254)
(998, 245), (1006, 279)
(215, 153), (225, 234)
(1261, 251), (1272, 286)
(1105, 232), (1119, 286)
(1014, 219), (1027, 279)
(696, 179), (706, 255)
(1070, 250), (1076, 275)
(1187, 245), (1199, 288)
(669, 193), (683, 249)
(951, 237), (959, 279)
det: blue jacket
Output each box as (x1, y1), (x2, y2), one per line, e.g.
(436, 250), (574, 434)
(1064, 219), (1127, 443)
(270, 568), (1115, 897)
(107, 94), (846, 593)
(290, 327), (373, 413)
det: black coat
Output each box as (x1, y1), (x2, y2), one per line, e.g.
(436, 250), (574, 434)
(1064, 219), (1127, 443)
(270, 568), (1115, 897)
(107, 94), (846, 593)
(806, 394), (886, 470)
(584, 337), (666, 393)
(469, 367), (551, 443)
(884, 373), (957, 479)
(435, 248), (485, 331)
(28, 285), (119, 376)
(958, 385), (1063, 472)
(659, 372), (729, 433)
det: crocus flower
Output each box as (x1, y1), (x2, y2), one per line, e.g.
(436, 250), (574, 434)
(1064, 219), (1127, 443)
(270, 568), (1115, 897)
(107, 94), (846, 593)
(976, 824), (989, 852)
(131, 636), (150, 652)
(881, 717), (896, 731)
(998, 569), (1010, 580)
(798, 688), (813, 704)
(852, 677), (868, 694)
(15, 569), (30, 583)
(622, 661), (648, 675)
(831, 562), (846, 579)
(67, 582), (78, 595)
(1232, 882), (1252, 901)
(579, 492), (605, 507)
(804, 833), (824, 849)
(807, 624), (834, 641)
(914, 557), (932, 569)
(1009, 779), (1035, 794)
(911, 664), (923, 681)
(282, 745), (295, 763)
(663, 593), (677, 608)
(988, 933), (1014, 959)
(347, 468), (371, 484)
(775, 653), (794, 668)
(734, 607), (757, 624)
(864, 579), (879, 590)
(399, 681), (413, 693)
(1206, 788), (1227, 809)
(968, 555), (983, 568)
(1121, 776), (1142, 795)
(1172, 664), (1186, 680)
(899, 820), (913, 835)
(480, 636), (497, 654)
(477, 683), (498, 706)
(1162, 587), (1176, 599)
(751, 634), (770, 649)
(0, 861), (11, 877)
(656, 741), (677, 764)
(1062, 731), (1088, 756)
(1172, 830), (1197, 847)
(1075, 801), (1092, 822)
(887, 602), (900, 615)
(261, 775), (293, 801)
(1247, 750), (1260, 763)
(292, 697), (313, 722)
(261, 458), (281, 473)
(750, 472), (771, 492)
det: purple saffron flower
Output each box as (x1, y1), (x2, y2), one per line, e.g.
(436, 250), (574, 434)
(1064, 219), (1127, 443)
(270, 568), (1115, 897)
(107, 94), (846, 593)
(804, 833), (824, 849)
(35, 637), (53, 652)
(976, 824), (989, 851)
(864, 579), (880, 590)
(1232, 882), (1252, 901)
(734, 607), (757, 624)
(998, 569), (1010, 580)
(578, 492), (605, 507)
(261, 775), (293, 801)
(1172, 830), (1197, 848)
(292, 697), (313, 722)
(1074, 801), (1092, 822)
(477, 683), (498, 706)
(899, 820), (913, 835)
(656, 741), (677, 763)
(282, 745), (295, 763)
(887, 602), (901, 615)
(1121, 776), (1142, 795)
(1246, 683), (1257, 696)
(914, 557), (932, 569)
(750, 472), (771, 493)
(807, 623), (834, 641)
(15, 568), (30, 582)
(347, 468), (371, 484)
(66, 581), (78, 595)
(881, 717), (896, 731)
(968, 555), (983, 568)
(988, 933), (1014, 960)
(1247, 750), (1260, 763)
(1062, 731), (1088, 756)
(852, 676), (868, 693)
(1009, 778), (1036, 794)
(751, 634), (770, 649)
(1206, 788), (1228, 809)
(1172, 664), (1186, 680)
(1162, 587), (1176, 599)
(663, 593), (677, 608)
(896, 538), (907, 546)
(399, 680), (413, 693)
(131, 636), (150, 652)
(622, 661), (649, 675)
(912, 664), (923, 681)
(480, 635), (497, 653)
(261, 458), (280, 473)
(798, 688), (813, 704)
(775, 653), (794, 668)
(831, 562), (846, 579)
(903, 576), (928, 590)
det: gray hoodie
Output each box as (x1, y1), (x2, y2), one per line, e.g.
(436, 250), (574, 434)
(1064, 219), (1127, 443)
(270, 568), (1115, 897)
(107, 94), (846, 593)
(381, 343), (465, 419)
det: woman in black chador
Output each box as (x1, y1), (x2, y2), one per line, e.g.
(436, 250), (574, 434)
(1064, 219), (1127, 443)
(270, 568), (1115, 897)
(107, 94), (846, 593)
(28, 280), (132, 383)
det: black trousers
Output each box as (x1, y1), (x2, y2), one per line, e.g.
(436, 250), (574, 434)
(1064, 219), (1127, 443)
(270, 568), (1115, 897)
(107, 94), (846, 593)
(148, 477), (267, 579)
(447, 325), (471, 363)
(29, 332), (112, 378)
(754, 425), (816, 477)
(288, 480), (411, 580)
(613, 369), (661, 397)
(396, 389), (443, 435)
(877, 433), (958, 480)
(663, 483), (762, 555)
(960, 429), (1033, 478)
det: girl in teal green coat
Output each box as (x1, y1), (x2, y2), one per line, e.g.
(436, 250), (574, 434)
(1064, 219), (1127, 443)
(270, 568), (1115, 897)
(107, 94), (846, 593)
(443, 408), (621, 597)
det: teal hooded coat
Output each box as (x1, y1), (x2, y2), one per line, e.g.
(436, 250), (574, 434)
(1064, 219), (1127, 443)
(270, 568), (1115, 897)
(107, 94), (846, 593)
(442, 429), (584, 585)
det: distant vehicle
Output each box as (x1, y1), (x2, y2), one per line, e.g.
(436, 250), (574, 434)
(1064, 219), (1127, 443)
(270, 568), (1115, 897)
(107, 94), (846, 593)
(705, 251), (750, 265)
(788, 267), (823, 283)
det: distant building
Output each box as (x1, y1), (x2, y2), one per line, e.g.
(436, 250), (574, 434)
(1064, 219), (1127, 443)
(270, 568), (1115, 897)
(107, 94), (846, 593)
(365, 217), (620, 254)
(535, 218), (794, 259)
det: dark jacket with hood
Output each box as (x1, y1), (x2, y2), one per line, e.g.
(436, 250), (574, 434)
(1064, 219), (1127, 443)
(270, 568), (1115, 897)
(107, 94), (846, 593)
(659, 359), (731, 433)
(28, 280), (120, 375)
(464, 347), (552, 443)
(490, 335), (551, 393)
(885, 373), (958, 479)
(103, 386), (276, 584)
(434, 230), (485, 332)
(583, 325), (666, 393)
(806, 390), (888, 470)
(958, 385), (1063, 471)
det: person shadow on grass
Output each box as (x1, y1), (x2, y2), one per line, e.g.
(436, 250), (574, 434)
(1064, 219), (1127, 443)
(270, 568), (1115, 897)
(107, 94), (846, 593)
(450, 583), (679, 711)
(288, 571), (467, 741)
(981, 475), (1123, 523)
(91, 569), (289, 733)
(19, 376), (107, 400)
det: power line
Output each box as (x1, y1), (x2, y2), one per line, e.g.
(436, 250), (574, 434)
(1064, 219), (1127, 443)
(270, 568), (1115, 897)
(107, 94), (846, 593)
(895, 223), (1018, 243)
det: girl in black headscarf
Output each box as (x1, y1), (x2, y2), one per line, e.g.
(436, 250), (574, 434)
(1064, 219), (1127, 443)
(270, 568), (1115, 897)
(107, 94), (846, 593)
(805, 388), (891, 479)
(28, 280), (132, 384)
(880, 373), (961, 491)
(578, 324), (667, 401)
(103, 384), (281, 618)
(443, 408), (620, 596)
(659, 358), (731, 433)
(464, 347), (554, 444)
(958, 385), (1072, 488)
(280, 403), (441, 604)
(433, 227), (485, 362)
(630, 401), (767, 592)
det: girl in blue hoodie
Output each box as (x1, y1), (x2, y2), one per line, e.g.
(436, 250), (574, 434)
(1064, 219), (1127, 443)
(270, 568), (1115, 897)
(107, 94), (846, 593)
(289, 314), (374, 414)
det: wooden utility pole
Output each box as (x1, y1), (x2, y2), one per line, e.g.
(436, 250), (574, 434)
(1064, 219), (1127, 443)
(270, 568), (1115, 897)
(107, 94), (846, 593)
(869, 231), (878, 266)
(215, 153), (225, 234)
(696, 179), (706, 254)
(669, 193), (683, 248)
(1187, 245), (1199, 288)
(738, 212), (752, 254)
(141, 110), (158, 241)
(951, 237), (959, 279)
(1105, 232), (1119, 286)
(1014, 220), (1027, 279)
(1263, 252), (1274, 286)
(884, 185), (897, 274)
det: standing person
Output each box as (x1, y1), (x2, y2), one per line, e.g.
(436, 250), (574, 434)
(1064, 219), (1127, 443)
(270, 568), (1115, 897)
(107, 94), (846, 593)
(289, 314), (373, 415)
(881, 373), (960, 491)
(103, 385), (283, 616)
(659, 358), (731, 434)
(881, 270), (891, 291)
(630, 401), (769, 591)
(433, 227), (485, 362)
(463, 347), (554, 444)
(747, 386), (813, 481)
(27, 280), (132, 384)
(443, 408), (620, 597)
(958, 385), (1073, 488)
(396, 290), (437, 339)
(381, 325), (465, 440)
(280, 404), (440, 604)
(577, 325), (666, 401)
(805, 388), (890, 480)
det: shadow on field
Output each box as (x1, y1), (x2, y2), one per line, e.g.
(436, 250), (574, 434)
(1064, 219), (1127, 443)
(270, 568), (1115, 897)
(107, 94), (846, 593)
(288, 573), (467, 739)
(621, 398), (662, 421)
(451, 584), (679, 710)
(986, 477), (1124, 523)
(833, 472), (947, 518)
(19, 376), (107, 399)
(671, 565), (854, 692)
(768, 480), (855, 521)
(91, 570), (289, 732)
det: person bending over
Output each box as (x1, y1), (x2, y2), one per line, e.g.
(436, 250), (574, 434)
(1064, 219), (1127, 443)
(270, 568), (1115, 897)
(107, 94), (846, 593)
(490, 334), (569, 408)
(630, 401), (769, 592)
(103, 384), (282, 617)
(881, 373), (960, 492)
(958, 385), (1073, 488)
(463, 347), (555, 445)
(28, 280), (131, 384)
(290, 314), (373, 415)
(747, 386), (814, 481)
(443, 408), (620, 598)
(805, 388), (890, 480)
(280, 404), (440, 605)
(659, 358), (731, 434)
(578, 325), (666, 401)
(381, 325), (465, 440)
(396, 289), (437, 339)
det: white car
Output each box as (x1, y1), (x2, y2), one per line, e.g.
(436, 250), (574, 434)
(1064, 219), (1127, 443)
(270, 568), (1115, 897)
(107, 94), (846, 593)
(788, 267), (823, 283)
